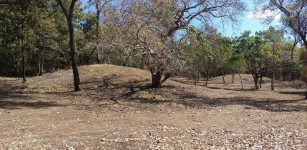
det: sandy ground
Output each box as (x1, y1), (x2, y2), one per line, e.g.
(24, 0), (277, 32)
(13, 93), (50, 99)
(0, 64), (306, 149)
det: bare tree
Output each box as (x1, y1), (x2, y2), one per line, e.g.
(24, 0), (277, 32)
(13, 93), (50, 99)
(124, 0), (245, 88)
(56, 0), (81, 91)
(260, 0), (306, 50)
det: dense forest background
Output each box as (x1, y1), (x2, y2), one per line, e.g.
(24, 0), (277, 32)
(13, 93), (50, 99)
(0, 0), (306, 91)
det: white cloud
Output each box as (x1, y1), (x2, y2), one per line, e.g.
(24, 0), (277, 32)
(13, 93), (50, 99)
(247, 9), (281, 21)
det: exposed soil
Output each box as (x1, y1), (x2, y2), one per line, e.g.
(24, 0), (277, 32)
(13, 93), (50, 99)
(0, 64), (306, 149)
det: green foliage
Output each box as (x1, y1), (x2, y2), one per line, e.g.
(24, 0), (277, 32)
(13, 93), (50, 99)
(0, 0), (304, 84)
(0, 0), (87, 76)
(280, 61), (303, 80)
(234, 31), (269, 75)
(182, 27), (245, 80)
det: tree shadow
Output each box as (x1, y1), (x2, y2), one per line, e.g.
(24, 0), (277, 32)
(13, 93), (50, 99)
(279, 91), (306, 96)
(78, 74), (152, 104)
(206, 86), (255, 91)
(40, 75), (307, 112)
(171, 90), (307, 112)
(0, 79), (63, 110)
(117, 81), (307, 112)
(0, 80), (25, 100)
(0, 100), (62, 110)
(171, 78), (256, 91)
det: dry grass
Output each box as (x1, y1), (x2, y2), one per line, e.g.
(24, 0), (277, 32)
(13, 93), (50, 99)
(0, 64), (306, 149)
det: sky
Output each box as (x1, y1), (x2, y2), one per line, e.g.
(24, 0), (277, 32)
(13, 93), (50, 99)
(221, 1), (281, 37)
(80, 0), (281, 37)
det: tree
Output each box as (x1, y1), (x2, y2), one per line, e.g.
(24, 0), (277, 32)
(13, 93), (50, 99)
(182, 26), (239, 86)
(0, 0), (33, 82)
(2, 1), (29, 77)
(229, 37), (246, 85)
(235, 31), (270, 90)
(124, 0), (245, 88)
(258, 0), (307, 96)
(56, 0), (81, 91)
(258, 26), (283, 90)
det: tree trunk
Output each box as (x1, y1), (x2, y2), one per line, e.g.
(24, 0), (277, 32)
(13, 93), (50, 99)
(95, 1), (101, 64)
(194, 70), (197, 86)
(222, 76), (225, 84)
(259, 76), (262, 89)
(253, 76), (259, 90)
(239, 74), (243, 89)
(38, 55), (41, 75)
(140, 52), (148, 69)
(271, 68), (275, 90)
(22, 38), (26, 83)
(231, 74), (235, 83)
(151, 71), (162, 88)
(303, 40), (307, 98)
(57, 0), (81, 91)
(68, 18), (81, 91)
(20, 4), (26, 83)
(38, 51), (44, 76)
(271, 43), (276, 90)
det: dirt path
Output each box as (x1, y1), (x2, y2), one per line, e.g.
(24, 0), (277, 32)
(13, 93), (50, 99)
(0, 64), (306, 149)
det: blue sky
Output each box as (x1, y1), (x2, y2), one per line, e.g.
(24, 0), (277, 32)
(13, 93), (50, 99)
(80, 0), (281, 37)
(220, 1), (281, 37)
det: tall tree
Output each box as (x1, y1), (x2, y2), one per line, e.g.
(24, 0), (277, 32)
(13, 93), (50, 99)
(56, 0), (81, 91)
(258, 0), (307, 96)
(258, 26), (283, 90)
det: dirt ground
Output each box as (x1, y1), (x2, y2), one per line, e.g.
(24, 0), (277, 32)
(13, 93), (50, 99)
(0, 64), (306, 149)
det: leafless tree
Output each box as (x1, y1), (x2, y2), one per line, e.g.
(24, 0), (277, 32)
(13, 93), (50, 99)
(122, 0), (245, 88)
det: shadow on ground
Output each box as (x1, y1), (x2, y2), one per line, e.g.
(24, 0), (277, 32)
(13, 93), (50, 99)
(76, 75), (307, 112)
(0, 100), (62, 110)
(34, 75), (307, 112)
(0, 79), (63, 110)
(279, 91), (306, 96)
